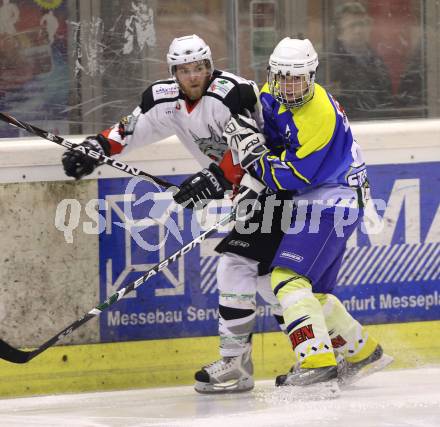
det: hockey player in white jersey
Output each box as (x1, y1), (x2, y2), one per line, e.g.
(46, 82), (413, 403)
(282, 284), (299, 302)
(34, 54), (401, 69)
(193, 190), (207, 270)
(62, 34), (286, 393)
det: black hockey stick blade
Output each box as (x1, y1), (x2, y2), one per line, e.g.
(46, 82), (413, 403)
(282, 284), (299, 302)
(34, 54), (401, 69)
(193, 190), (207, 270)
(0, 112), (175, 190)
(0, 339), (35, 364)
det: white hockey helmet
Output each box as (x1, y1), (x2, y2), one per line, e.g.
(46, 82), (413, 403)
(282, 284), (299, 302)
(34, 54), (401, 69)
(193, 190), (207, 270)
(268, 37), (319, 108)
(166, 34), (213, 75)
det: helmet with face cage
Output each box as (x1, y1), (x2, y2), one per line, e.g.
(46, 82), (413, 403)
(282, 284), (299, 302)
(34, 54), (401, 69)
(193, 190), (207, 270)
(268, 37), (319, 108)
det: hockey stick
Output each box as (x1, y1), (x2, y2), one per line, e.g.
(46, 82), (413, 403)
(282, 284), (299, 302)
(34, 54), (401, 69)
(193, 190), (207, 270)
(0, 209), (235, 364)
(0, 112), (174, 190)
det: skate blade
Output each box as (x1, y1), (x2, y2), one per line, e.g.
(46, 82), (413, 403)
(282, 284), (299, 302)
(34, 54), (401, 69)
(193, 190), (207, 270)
(194, 378), (254, 394)
(342, 353), (394, 387)
(269, 378), (340, 402)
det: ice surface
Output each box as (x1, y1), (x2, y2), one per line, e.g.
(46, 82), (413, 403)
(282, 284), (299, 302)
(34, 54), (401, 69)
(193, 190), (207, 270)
(0, 367), (439, 427)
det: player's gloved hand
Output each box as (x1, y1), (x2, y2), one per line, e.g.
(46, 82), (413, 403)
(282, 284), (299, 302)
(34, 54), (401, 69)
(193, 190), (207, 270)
(233, 173), (266, 222)
(62, 135), (110, 180)
(173, 163), (232, 210)
(222, 114), (268, 170)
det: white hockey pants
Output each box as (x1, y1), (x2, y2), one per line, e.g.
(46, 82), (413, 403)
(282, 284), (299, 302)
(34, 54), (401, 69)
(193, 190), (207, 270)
(217, 252), (284, 357)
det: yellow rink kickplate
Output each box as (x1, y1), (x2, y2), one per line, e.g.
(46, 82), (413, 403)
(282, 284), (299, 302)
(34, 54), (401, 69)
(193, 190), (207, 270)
(0, 320), (439, 397)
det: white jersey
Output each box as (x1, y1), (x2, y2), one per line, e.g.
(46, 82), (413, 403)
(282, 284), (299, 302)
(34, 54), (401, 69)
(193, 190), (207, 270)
(105, 70), (262, 168)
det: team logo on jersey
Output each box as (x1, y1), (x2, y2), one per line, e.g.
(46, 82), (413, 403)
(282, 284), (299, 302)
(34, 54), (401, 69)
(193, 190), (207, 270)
(189, 124), (227, 162)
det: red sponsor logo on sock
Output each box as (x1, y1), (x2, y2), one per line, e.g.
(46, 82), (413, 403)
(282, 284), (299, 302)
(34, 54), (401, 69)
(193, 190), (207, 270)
(289, 324), (315, 349)
(331, 335), (347, 349)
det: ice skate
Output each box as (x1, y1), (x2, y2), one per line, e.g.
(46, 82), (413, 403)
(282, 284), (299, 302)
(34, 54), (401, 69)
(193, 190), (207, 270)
(338, 344), (394, 386)
(194, 349), (254, 394)
(275, 364), (340, 399)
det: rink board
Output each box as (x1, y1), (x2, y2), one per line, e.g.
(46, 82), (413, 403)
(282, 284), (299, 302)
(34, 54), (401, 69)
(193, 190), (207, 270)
(1, 321), (439, 397)
(98, 161), (440, 343)
(1, 121), (440, 397)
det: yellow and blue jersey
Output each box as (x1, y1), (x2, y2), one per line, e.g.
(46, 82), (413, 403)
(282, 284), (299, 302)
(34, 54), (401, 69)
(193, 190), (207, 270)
(256, 83), (368, 206)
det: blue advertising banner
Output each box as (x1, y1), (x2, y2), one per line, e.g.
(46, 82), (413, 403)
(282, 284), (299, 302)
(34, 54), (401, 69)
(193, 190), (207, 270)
(333, 162), (440, 324)
(98, 162), (440, 343)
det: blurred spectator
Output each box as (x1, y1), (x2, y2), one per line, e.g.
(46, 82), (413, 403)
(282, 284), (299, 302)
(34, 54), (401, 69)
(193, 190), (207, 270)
(0, 0), (19, 35)
(327, 2), (394, 120)
(40, 10), (59, 45)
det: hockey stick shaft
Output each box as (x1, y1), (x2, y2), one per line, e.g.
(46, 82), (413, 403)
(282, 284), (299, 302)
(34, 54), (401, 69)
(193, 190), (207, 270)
(0, 112), (174, 189)
(0, 209), (235, 364)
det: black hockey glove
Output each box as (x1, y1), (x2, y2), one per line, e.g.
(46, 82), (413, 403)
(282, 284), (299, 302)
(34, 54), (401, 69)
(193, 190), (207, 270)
(62, 135), (110, 180)
(173, 163), (232, 210)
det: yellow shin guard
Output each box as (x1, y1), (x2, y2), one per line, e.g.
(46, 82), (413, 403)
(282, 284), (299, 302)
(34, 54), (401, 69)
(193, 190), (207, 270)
(315, 293), (378, 363)
(271, 267), (336, 368)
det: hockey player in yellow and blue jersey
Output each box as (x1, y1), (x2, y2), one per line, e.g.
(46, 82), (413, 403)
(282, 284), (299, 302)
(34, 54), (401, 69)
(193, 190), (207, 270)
(223, 37), (393, 395)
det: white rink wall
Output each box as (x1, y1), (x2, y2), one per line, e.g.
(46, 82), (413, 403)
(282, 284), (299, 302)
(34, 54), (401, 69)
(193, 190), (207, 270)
(1, 119), (440, 184)
(0, 119), (439, 349)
